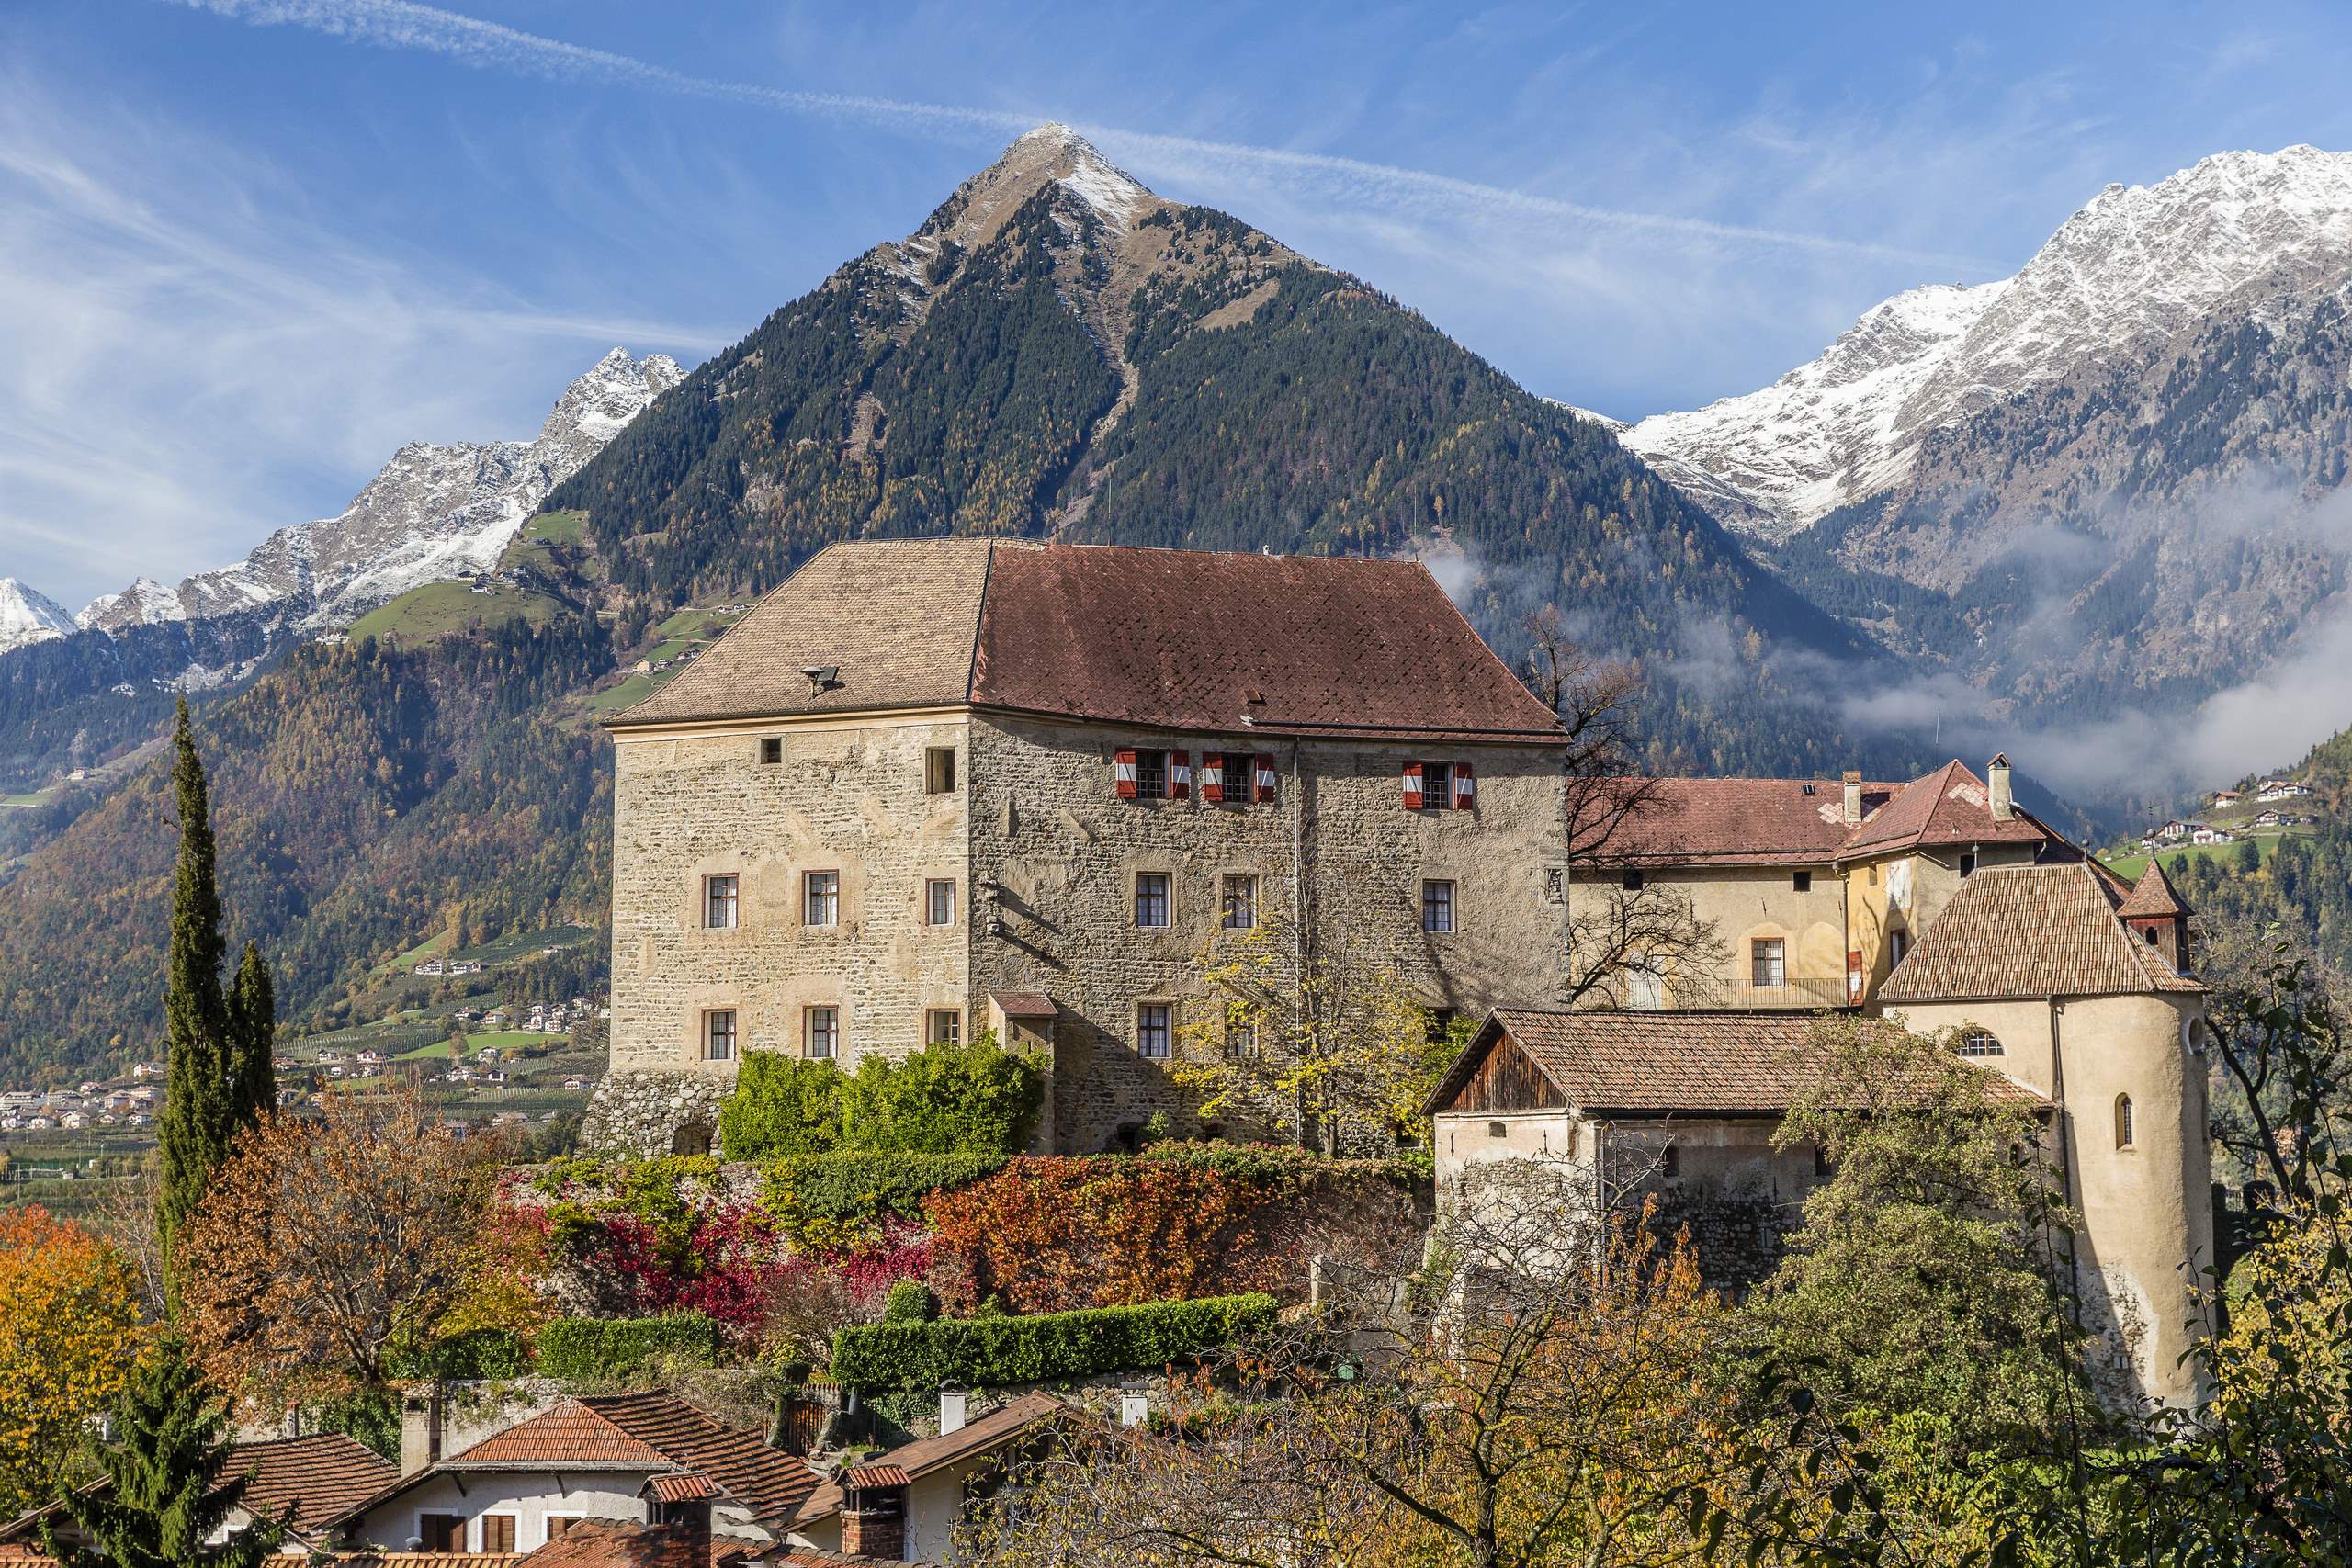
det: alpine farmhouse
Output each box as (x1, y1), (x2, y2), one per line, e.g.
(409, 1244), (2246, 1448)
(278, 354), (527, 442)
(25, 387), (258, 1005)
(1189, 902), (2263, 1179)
(588, 538), (2214, 1406)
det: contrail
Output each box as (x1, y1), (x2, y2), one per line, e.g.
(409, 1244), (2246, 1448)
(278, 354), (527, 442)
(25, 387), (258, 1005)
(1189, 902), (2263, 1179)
(170, 0), (1992, 271)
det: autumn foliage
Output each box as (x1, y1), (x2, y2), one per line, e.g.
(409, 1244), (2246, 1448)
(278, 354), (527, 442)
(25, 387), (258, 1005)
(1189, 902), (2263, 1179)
(0, 1205), (147, 1517)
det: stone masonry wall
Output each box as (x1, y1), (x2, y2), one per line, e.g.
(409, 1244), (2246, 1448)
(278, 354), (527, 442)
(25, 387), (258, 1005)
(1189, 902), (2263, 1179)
(967, 714), (1567, 1152)
(577, 1070), (729, 1156)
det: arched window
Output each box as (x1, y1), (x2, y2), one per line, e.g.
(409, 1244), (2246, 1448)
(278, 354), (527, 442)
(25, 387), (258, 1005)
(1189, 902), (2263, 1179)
(2115, 1094), (2135, 1149)
(1957, 1031), (2003, 1057)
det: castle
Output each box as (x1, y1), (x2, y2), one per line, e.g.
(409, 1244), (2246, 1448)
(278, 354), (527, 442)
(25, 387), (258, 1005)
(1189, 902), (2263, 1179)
(588, 538), (2212, 1406)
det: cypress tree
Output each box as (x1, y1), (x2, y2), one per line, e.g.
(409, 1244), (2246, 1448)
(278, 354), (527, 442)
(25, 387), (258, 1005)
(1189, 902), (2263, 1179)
(40, 1335), (281, 1568)
(153, 698), (236, 1308)
(226, 942), (276, 1126)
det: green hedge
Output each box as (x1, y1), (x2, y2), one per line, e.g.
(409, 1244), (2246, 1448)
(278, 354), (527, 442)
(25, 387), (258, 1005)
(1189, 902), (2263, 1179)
(720, 1036), (1045, 1160)
(766, 1151), (1011, 1219)
(831, 1292), (1279, 1390)
(391, 1328), (531, 1381)
(536, 1314), (721, 1381)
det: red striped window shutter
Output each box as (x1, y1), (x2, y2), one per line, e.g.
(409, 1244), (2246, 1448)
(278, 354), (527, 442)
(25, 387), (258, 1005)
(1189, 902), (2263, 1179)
(1114, 748), (1137, 799)
(1452, 761), (1476, 810)
(1170, 750), (1192, 800)
(1400, 761), (1424, 810)
(1253, 753), (1278, 804)
(1201, 751), (1225, 803)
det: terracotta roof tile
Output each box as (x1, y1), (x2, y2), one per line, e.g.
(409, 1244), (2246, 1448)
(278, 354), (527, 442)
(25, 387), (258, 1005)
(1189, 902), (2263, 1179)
(1880, 863), (2204, 1002)
(2, 1435), (395, 1546)
(842, 1464), (910, 1488)
(447, 1402), (672, 1469)
(643, 1473), (720, 1503)
(1600, 762), (2067, 866)
(1840, 761), (2051, 855)
(2117, 859), (2192, 919)
(794, 1393), (1068, 1527)
(608, 541), (1565, 742)
(513, 1519), (752, 1567)
(585, 1393), (820, 1526)
(989, 989), (1057, 1018)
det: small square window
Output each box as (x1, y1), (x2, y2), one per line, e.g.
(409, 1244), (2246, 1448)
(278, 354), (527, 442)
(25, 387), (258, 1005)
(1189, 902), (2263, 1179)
(759, 737), (783, 766)
(1959, 852), (1978, 878)
(1421, 761), (1453, 811)
(1623, 870), (1645, 892)
(1750, 937), (1786, 990)
(1221, 874), (1257, 931)
(927, 1009), (962, 1046)
(805, 1007), (839, 1060)
(1136, 873), (1171, 928)
(482, 1517), (516, 1554)
(805, 871), (840, 928)
(1793, 870), (1812, 893)
(1226, 1019), (1259, 1060)
(925, 747), (956, 795)
(704, 1010), (738, 1061)
(1137, 1003), (1172, 1060)
(1422, 879), (1455, 934)
(1132, 750), (1168, 800)
(704, 874), (739, 930)
(925, 879), (956, 927)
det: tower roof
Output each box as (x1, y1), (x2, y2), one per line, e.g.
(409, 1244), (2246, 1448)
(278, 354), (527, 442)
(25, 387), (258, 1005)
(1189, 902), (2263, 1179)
(1880, 862), (2202, 1003)
(2116, 858), (2192, 919)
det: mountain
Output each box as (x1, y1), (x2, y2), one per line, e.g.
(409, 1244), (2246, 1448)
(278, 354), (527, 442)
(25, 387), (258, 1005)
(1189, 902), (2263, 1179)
(1614, 145), (2352, 714)
(81, 347), (684, 634)
(0, 581), (75, 657)
(0, 125), (1897, 1085)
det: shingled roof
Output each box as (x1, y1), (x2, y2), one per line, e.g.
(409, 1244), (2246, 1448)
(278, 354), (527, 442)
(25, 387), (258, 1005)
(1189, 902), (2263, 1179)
(1, 1433), (395, 1548)
(2116, 859), (2192, 919)
(1879, 862), (2203, 1003)
(791, 1393), (1069, 1528)
(605, 541), (1565, 742)
(1600, 760), (2066, 867)
(445, 1402), (673, 1469)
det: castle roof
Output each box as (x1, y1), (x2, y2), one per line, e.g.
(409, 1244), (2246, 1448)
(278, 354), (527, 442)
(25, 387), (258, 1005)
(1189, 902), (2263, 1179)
(1879, 862), (2203, 1003)
(2116, 859), (2192, 919)
(605, 540), (1565, 743)
(1600, 760), (2065, 867)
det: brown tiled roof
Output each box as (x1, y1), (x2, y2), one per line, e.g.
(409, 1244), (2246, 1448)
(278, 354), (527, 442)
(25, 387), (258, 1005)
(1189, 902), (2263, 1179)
(447, 1402), (672, 1469)
(607, 541), (1565, 743)
(514, 1520), (755, 1567)
(1425, 1010), (2045, 1118)
(989, 989), (1057, 1018)
(1, 1435), (394, 1546)
(842, 1464), (910, 1488)
(2117, 859), (2192, 919)
(586, 1393), (820, 1527)
(334, 1557), (526, 1567)
(793, 1393), (1067, 1527)
(1880, 863), (2204, 1002)
(643, 1473), (720, 1503)
(1600, 761), (2068, 867)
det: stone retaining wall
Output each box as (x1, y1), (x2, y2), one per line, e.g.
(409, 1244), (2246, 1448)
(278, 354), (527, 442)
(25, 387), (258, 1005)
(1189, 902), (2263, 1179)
(577, 1070), (729, 1156)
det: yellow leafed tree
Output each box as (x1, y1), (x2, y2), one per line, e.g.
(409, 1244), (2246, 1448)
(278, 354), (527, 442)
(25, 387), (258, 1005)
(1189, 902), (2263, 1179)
(0, 1204), (147, 1517)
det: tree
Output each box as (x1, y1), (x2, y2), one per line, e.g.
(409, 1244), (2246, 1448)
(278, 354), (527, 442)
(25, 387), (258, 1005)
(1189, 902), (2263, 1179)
(226, 942), (275, 1127)
(40, 1335), (279, 1568)
(1744, 1017), (2092, 1455)
(175, 1085), (493, 1408)
(0, 1206), (147, 1517)
(153, 698), (247, 1308)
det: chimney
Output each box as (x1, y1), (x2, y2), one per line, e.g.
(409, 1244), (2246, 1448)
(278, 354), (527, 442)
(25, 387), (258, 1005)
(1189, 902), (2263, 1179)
(939, 1389), (967, 1436)
(398, 1384), (443, 1477)
(1988, 753), (2013, 821)
(670, 1497), (711, 1566)
(1840, 770), (1862, 826)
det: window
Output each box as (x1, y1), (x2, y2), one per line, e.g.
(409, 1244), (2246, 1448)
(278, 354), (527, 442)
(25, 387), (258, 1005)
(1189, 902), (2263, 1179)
(925, 879), (956, 927)
(420, 1516), (465, 1552)
(1751, 938), (1786, 989)
(1132, 749), (1169, 800)
(925, 747), (956, 795)
(1137, 1003), (1172, 1060)
(482, 1517), (516, 1553)
(805, 871), (840, 927)
(1889, 929), (1910, 968)
(759, 737), (782, 766)
(1221, 874), (1257, 931)
(1793, 870), (1812, 893)
(704, 1010), (737, 1061)
(1421, 761), (1453, 810)
(547, 1517), (579, 1540)
(927, 1009), (962, 1047)
(1422, 879), (1455, 934)
(806, 1007), (839, 1060)
(1623, 870), (1645, 891)
(1959, 852), (1978, 877)
(704, 874), (739, 930)
(1226, 1019), (1259, 1060)
(2116, 1094), (2135, 1149)
(1958, 1031), (2004, 1056)
(1136, 873), (1171, 928)
(1660, 1143), (1680, 1179)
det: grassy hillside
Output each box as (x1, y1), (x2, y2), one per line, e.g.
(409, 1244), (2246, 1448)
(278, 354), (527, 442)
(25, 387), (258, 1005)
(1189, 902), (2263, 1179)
(345, 580), (568, 643)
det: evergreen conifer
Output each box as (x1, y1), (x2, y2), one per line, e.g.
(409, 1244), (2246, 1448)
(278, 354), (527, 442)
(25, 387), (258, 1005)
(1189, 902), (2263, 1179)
(40, 1335), (280, 1568)
(226, 942), (276, 1126)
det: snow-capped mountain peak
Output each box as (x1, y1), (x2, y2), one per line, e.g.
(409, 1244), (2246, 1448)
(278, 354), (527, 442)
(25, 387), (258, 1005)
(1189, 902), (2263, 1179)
(77, 348), (684, 636)
(0, 579), (76, 656)
(1621, 144), (2352, 538)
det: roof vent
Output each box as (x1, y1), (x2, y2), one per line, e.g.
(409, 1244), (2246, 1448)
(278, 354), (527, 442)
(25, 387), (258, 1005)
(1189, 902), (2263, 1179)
(800, 665), (839, 694)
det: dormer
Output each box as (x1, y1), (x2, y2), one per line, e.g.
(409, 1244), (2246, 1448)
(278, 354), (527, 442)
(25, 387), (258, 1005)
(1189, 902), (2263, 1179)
(2116, 860), (2194, 975)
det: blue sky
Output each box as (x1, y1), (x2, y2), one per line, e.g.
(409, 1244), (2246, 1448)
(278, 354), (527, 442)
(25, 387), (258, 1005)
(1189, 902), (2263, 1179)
(6, 0), (2352, 607)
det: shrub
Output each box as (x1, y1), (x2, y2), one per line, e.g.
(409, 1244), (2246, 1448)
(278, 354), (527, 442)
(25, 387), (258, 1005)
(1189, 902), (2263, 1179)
(536, 1314), (722, 1381)
(838, 1035), (1046, 1156)
(882, 1280), (938, 1324)
(388, 1328), (531, 1381)
(830, 1292), (1279, 1390)
(764, 1152), (1011, 1222)
(719, 1055), (844, 1159)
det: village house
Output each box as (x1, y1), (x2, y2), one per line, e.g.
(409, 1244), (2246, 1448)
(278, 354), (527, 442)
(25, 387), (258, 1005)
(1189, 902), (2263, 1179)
(2190, 824), (2235, 845)
(786, 1392), (1069, 1562)
(593, 540), (1572, 1155)
(2209, 788), (2241, 807)
(3, 1433), (397, 1557)
(2256, 777), (2313, 801)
